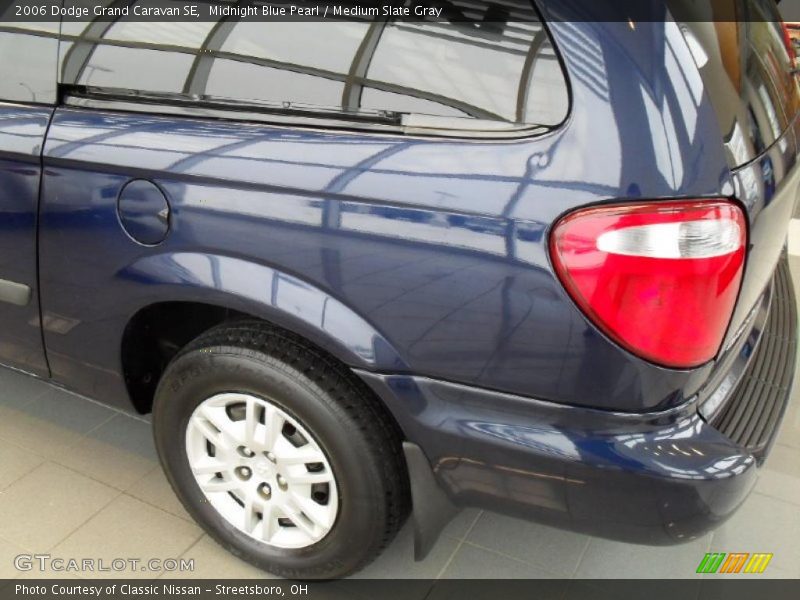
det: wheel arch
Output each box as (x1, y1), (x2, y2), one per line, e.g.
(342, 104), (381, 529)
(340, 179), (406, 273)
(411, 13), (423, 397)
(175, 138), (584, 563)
(118, 252), (409, 414)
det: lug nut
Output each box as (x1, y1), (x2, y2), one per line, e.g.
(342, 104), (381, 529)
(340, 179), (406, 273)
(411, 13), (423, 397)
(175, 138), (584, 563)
(235, 466), (252, 481)
(265, 452), (276, 462)
(277, 474), (288, 491)
(238, 446), (255, 458)
(258, 482), (272, 500)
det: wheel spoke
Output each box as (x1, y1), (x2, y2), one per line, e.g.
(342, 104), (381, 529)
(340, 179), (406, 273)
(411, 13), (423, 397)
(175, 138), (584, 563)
(290, 492), (335, 530)
(282, 499), (318, 539)
(191, 459), (228, 476)
(191, 417), (232, 452)
(262, 405), (284, 451)
(284, 469), (333, 485)
(244, 397), (259, 446)
(198, 475), (238, 494)
(276, 444), (326, 467)
(243, 496), (259, 534)
(261, 503), (279, 543)
(196, 406), (240, 450)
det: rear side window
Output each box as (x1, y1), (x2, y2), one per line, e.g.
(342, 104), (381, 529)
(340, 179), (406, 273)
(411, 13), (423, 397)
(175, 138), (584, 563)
(0, 21), (58, 104)
(58, 1), (569, 134)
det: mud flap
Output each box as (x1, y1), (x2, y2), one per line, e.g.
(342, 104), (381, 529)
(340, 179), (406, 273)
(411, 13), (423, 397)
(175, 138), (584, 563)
(402, 441), (461, 561)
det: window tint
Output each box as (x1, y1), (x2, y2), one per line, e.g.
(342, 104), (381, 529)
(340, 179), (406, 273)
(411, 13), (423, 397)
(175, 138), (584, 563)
(363, 20), (565, 123)
(205, 59), (345, 107)
(85, 45), (195, 93)
(0, 22), (58, 104)
(59, 1), (568, 130)
(219, 21), (370, 73)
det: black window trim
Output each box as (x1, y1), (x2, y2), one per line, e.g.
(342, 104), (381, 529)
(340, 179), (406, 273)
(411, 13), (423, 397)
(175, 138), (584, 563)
(61, 88), (553, 140)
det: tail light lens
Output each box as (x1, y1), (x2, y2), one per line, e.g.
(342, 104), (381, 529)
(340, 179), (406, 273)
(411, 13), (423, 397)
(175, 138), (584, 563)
(549, 200), (747, 369)
(781, 22), (797, 68)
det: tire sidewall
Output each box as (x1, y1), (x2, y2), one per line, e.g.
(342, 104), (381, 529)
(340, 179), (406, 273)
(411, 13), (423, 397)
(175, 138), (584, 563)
(153, 346), (387, 578)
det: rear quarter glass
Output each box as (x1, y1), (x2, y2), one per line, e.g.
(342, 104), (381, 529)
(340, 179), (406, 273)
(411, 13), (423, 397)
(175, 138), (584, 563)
(55, 4), (570, 134)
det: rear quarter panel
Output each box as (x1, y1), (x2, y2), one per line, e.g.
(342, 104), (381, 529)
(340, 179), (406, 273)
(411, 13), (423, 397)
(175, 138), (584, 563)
(40, 17), (734, 413)
(675, 3), (800, 346)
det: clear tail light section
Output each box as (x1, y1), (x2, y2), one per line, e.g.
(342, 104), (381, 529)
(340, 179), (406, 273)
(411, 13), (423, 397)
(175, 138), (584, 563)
(549, 200), (747, 369)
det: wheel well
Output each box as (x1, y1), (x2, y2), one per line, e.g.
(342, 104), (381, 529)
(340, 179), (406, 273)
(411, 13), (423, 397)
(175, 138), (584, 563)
(121, 302), (248, 414)
(120, 301), (407, 454)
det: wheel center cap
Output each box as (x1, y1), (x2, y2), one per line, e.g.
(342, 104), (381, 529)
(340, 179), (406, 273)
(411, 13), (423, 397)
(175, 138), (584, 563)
(253, 458), (272, 478)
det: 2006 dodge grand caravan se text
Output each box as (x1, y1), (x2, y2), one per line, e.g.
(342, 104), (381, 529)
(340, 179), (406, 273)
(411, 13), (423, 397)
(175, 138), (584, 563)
(0, 0), (798, 579)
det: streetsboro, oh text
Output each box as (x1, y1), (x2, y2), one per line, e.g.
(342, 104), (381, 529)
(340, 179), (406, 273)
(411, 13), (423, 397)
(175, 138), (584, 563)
(16, 584), (300, 596)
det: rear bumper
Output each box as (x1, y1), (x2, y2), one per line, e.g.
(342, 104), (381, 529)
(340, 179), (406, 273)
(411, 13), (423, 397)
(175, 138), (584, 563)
(702, 258), (798, 461)
(356, 260), (797, 547)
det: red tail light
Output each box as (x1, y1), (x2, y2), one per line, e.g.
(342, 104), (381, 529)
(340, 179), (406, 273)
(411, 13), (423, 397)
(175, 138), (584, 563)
(781, 22), (797, 68)
(549, 200), (747, 369)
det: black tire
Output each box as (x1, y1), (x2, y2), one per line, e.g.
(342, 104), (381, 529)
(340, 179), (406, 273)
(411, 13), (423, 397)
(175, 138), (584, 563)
(152, 320), (410, 579)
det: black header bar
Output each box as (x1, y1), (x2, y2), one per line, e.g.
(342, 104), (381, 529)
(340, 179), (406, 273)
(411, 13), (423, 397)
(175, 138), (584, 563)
(0, 0), (797, 23)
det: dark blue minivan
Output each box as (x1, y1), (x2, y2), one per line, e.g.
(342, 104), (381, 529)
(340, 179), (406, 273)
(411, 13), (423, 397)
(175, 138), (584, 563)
(0, 0), (798, 579)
